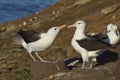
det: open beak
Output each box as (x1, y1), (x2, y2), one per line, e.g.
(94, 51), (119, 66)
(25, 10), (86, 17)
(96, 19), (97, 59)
(67, 23), (76, 28)
(58, 24), (67, 30)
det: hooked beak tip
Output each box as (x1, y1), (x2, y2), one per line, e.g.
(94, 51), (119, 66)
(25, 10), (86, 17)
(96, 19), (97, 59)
(67, 23), (76, 28)
(58, 24), (67, 30)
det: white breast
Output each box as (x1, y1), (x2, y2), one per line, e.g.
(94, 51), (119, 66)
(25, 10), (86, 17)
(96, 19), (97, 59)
(108, 32), (120, 45)
(71, 38), (87, 54)
(28, 36), (54, 52)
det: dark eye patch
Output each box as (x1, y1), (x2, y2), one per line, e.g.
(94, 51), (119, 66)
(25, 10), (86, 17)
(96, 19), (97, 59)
(78, 22), (83, 24)
(54, 28), (57, 30)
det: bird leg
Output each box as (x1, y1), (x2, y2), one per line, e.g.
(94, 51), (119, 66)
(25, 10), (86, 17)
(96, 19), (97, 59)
(81, 62), (93, 69)
(85, 58), (92, 69)
(86, 58), (94, 69)
(81, 58), (93, 69)
(35, 53), (58, 63)
(29, 53), (39, 62)
(92, 58), (97, 62)
(81, 62), (86, 69)
(35, 53), (49, 63)
(86, 63), (93, 69)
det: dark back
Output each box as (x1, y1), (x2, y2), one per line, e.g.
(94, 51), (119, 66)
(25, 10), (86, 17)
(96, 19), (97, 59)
(89, 32), (108, 41)
(76, 37), (111, 51)
(18, 30), (41, 43)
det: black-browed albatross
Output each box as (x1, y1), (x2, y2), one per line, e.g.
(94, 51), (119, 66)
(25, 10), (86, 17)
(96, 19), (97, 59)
(67, 20), (118, 69)
(89, 23), (120, 46)
(13, 24), (66, 63)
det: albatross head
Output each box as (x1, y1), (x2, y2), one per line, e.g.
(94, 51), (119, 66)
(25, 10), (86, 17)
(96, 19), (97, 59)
(47, 24), (66, 36)
(107, 23), (120, 45)
(107, 23), (119, 36)
(67, 20), (87, 39)
(67, 20), (86, 30)
(107, 23), (114, 32)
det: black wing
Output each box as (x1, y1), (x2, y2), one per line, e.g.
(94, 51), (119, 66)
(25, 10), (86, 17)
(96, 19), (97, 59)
(88, 32), (108, 41)
(17, 29), (41, 43)
(76, 37), (111, 51)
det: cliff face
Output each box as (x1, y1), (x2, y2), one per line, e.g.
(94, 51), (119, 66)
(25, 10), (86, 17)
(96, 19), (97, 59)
(0, 0), (120, 80)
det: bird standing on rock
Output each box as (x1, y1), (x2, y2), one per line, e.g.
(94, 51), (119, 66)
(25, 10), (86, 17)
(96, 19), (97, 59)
(67, 20), (119, 69)
(13, 24), (66, 63)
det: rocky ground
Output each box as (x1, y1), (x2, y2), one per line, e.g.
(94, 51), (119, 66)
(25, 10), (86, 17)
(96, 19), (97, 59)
(0, 0), (120, 80)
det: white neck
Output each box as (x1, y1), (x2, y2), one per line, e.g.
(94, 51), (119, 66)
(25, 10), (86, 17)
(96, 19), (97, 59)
(107, 30), (120, 45)
(45, 32), (58, 42)
(72, 28), (87, 40)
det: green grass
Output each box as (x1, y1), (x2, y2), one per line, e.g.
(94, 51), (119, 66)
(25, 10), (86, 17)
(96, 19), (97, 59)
(15, 65), (32, 80)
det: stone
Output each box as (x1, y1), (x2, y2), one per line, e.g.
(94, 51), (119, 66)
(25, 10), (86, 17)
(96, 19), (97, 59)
(6, 25), (17, 33)
(7, 60), (17, 64)
(45, 72), (67, 80)
(31, 61), (68, 80)
(1, 64), (7, 69)
(8, 63), (16, 68)
(11, 48), (22, 52)
(23, 21), (27, 25)
(101, 4), (118, 15)
(111, 15), (116, 20)
(74, 0), (92, 6)
(0, 27), (6, 32)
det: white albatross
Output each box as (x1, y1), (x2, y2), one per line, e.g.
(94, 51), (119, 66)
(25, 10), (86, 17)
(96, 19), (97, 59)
(89, 23), (120, 46)
(67, 20), (118, 69)
(13, 24), (66, 63)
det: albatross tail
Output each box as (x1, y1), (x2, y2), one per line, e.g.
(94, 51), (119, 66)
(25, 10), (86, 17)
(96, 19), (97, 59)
(88, 49), (108, 57)
(13, 33), (27, 49)
(12, 34), (23, 44)
(96, 49), (108, 55)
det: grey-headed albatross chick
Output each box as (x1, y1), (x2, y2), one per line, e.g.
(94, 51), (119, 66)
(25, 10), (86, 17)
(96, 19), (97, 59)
(67, 20), (117, 69)
(13, 24), (66, 63)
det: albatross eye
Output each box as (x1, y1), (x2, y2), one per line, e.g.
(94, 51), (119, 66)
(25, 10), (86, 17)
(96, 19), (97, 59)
(78, 22), (83, 24)
(54, 28), (57, 30)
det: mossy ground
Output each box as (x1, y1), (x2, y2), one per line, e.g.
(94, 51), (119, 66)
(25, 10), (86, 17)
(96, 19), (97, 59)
(0, 0), (120, 80)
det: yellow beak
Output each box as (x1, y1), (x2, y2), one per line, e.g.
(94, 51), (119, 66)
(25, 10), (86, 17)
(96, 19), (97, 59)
(58, 24), (67, 30)
(67, 23), (76, 28)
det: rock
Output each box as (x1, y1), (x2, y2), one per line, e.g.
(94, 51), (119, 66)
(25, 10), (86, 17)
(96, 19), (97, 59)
(101, 4), (118, 15)
(11, 48), (22, 52)
(0, 27), (6, 32)
(1, 64), (7, 69)
(74, 0), (92, 6)
(8, 63), (16, 69)
(2, 50), (13, 55)
(29, 18), (33, 21)
(0, 51), (10, 60)
(23, 21), (27, 25)
(61, 71), (83, 80)
(31, 61), (68, 80)
(44, 72), (67, 80)
(111, 15), (116, 20)
(7, 60), (17, 64)
(35, 11), (39, 14)
(6, 25), (17, 33)
(34, 17), (37, 20)
(12, 52), (22, 58)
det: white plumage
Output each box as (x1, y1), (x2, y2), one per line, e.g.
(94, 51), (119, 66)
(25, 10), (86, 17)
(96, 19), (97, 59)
(67, 20), (119, 69)
(13, 24), (66, 63)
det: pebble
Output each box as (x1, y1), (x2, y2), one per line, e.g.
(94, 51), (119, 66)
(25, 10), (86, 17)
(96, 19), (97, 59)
(23, 21), (27, 25)
(101, 4), (118, 15)
(111, 15), (116, 20)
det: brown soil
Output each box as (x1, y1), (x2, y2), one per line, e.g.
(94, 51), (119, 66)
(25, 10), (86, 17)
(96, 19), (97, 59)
(0, 0), (120, 80)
